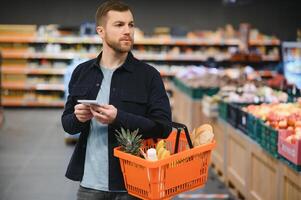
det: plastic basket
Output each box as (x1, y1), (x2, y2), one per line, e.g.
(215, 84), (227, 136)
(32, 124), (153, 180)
(259, 121), (279, 159)
(114, 122), (216, 200)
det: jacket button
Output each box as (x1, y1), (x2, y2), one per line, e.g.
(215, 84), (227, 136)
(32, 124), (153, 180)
(96, 83), (100, 87)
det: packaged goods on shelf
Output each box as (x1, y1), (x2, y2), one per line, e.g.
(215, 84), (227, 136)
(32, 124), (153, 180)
(0, 23), (283, 107)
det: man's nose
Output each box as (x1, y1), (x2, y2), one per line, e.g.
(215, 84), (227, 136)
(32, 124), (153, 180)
(123, 25), (131, 34)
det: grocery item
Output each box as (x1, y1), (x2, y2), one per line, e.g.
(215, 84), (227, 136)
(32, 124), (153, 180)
(115, 128), (142, 156)
(146, 148), (158, 161)
(155, 140), (171, 160)
(191, 124), (214, 147)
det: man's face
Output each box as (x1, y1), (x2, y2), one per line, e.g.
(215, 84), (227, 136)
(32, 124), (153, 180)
(100, 10), (134, 53)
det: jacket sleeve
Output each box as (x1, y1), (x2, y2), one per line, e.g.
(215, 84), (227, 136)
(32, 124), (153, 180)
(112, 71), (172, 139)
(61, 66), (89, 135)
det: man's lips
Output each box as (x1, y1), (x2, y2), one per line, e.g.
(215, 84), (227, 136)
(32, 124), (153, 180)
(120, 37), (132, 42)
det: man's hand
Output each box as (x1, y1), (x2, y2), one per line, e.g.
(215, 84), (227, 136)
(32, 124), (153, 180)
(74, 104), (93, 123)
(90, 104), (117, 124)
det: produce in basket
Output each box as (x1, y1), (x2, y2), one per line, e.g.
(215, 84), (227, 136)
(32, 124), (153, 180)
(190, 124), (214, 147)
(155, 140), (171, 160)
(115, 128), (142, 156)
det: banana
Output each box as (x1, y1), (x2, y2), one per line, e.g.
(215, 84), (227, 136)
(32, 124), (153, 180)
(156, 140), (165, 153)
(161, 149), (170, 159)
(157, 147), (166, 160)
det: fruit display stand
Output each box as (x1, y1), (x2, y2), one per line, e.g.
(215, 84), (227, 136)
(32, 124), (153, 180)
(207, 117), (228, 183)
(172, 81), (301, 199)
(171, 83), (203, 132)
(208, 116), (301, 200)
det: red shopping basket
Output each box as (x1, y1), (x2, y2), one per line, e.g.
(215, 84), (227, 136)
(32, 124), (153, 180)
(114, 122), (216, 200)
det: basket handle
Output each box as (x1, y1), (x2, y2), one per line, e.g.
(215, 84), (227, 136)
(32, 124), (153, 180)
(172, 122), (193, 153)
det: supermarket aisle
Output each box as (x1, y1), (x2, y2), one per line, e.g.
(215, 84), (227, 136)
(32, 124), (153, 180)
(0, 109), (78, 200)
(0, 109), (235, 200)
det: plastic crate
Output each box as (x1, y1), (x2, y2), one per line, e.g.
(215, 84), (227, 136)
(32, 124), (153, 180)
(114, 130), (216, 200)
(259, 121), (279, 159)
(246, 115), (262, 143)
(237, 108), (249, 135)
(278, 130), (301, 165)
(227, 103), (239, 128)
(218, 101), (228, 121)
(173, 78), (219, 99)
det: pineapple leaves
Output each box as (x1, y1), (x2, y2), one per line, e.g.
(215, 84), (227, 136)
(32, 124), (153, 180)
(115, 127), (142, 156)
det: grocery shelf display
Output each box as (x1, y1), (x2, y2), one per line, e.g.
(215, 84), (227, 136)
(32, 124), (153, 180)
(0, 24), (281, 107)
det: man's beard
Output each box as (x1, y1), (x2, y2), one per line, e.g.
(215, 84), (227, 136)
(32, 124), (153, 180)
(105, 35), (133, 53)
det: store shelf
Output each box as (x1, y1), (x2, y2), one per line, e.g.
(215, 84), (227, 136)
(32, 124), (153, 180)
(0, 35), (241, 46)
(2, 82), (65, 91)
(1, 67), (66, 75)
(2, 50), (233, 62)
(0, 25), (282, 107)
(0, 35), (36, 43)
(1, 50), (97, 59)
(2, 99), (65, 107)
(249, 40), (281, 46)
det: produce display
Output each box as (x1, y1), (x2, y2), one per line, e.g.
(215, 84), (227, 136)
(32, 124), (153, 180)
(175, 66), (222, 88)
(219, 84), (288, 103)
(244, 102), (301, 143)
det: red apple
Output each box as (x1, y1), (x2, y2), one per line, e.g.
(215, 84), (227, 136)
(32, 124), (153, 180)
(278, 120), (288, 129)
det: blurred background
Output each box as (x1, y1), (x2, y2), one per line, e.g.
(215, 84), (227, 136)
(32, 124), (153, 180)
(0, 0), (301, 200)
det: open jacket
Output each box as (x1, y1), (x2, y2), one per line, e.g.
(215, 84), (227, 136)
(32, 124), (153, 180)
(61, 52), (172, 190)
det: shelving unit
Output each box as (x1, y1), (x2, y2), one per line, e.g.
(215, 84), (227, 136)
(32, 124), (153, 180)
(0, 25), (281, 107)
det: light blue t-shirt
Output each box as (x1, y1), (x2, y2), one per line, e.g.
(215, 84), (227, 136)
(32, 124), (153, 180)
(80, 66), (115, 191)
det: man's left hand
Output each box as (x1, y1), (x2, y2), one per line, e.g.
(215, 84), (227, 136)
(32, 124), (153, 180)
(90, 104), (117, 124)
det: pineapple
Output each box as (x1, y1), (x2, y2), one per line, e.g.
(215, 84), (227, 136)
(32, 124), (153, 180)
(115, 128), (142, 156)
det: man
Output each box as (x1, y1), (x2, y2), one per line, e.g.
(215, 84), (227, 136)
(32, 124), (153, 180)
(61, 1), (172, 199)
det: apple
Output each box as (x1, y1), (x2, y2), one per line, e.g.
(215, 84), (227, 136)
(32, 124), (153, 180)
(278, 120), (288, 129)
(295, 121), (301, 128)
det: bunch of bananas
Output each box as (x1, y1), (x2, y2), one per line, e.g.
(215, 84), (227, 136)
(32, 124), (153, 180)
(156, 140), (171, 160)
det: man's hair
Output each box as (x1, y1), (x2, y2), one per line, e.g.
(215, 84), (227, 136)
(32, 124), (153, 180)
(95, 0), (132, 26)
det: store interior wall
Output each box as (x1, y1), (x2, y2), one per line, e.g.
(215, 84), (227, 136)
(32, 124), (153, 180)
(0, 0), (300, 40)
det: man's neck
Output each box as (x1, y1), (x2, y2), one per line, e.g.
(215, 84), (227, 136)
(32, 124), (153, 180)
(100, 47), (128, 69)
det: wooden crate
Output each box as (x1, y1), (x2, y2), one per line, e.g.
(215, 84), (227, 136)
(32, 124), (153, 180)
(172, 84), (202, 132)
(226, 125), (249, 199)
(211, 118), (228, 182)
(279, 162), (301, 200)
(249, 141), (280, 200)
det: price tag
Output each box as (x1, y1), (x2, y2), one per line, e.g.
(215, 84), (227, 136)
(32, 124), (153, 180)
(242, 116), (246, 125)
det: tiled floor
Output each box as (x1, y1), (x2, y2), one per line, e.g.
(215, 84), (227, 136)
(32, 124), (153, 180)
(0, 109), (236, 200)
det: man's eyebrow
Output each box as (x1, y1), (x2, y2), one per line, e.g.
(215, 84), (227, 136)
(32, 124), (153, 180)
(113, 20), (134, 24)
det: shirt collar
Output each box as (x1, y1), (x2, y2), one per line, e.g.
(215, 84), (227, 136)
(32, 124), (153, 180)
(92, 51), (134, 72)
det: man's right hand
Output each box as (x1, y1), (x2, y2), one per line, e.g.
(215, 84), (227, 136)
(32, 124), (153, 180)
(74, 104), (93, 123)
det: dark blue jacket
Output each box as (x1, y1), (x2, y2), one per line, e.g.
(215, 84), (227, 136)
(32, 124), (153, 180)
(61, 52), (172, 190)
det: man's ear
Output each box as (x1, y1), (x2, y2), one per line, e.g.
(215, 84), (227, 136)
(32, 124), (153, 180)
(96, 26), (104, 37)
